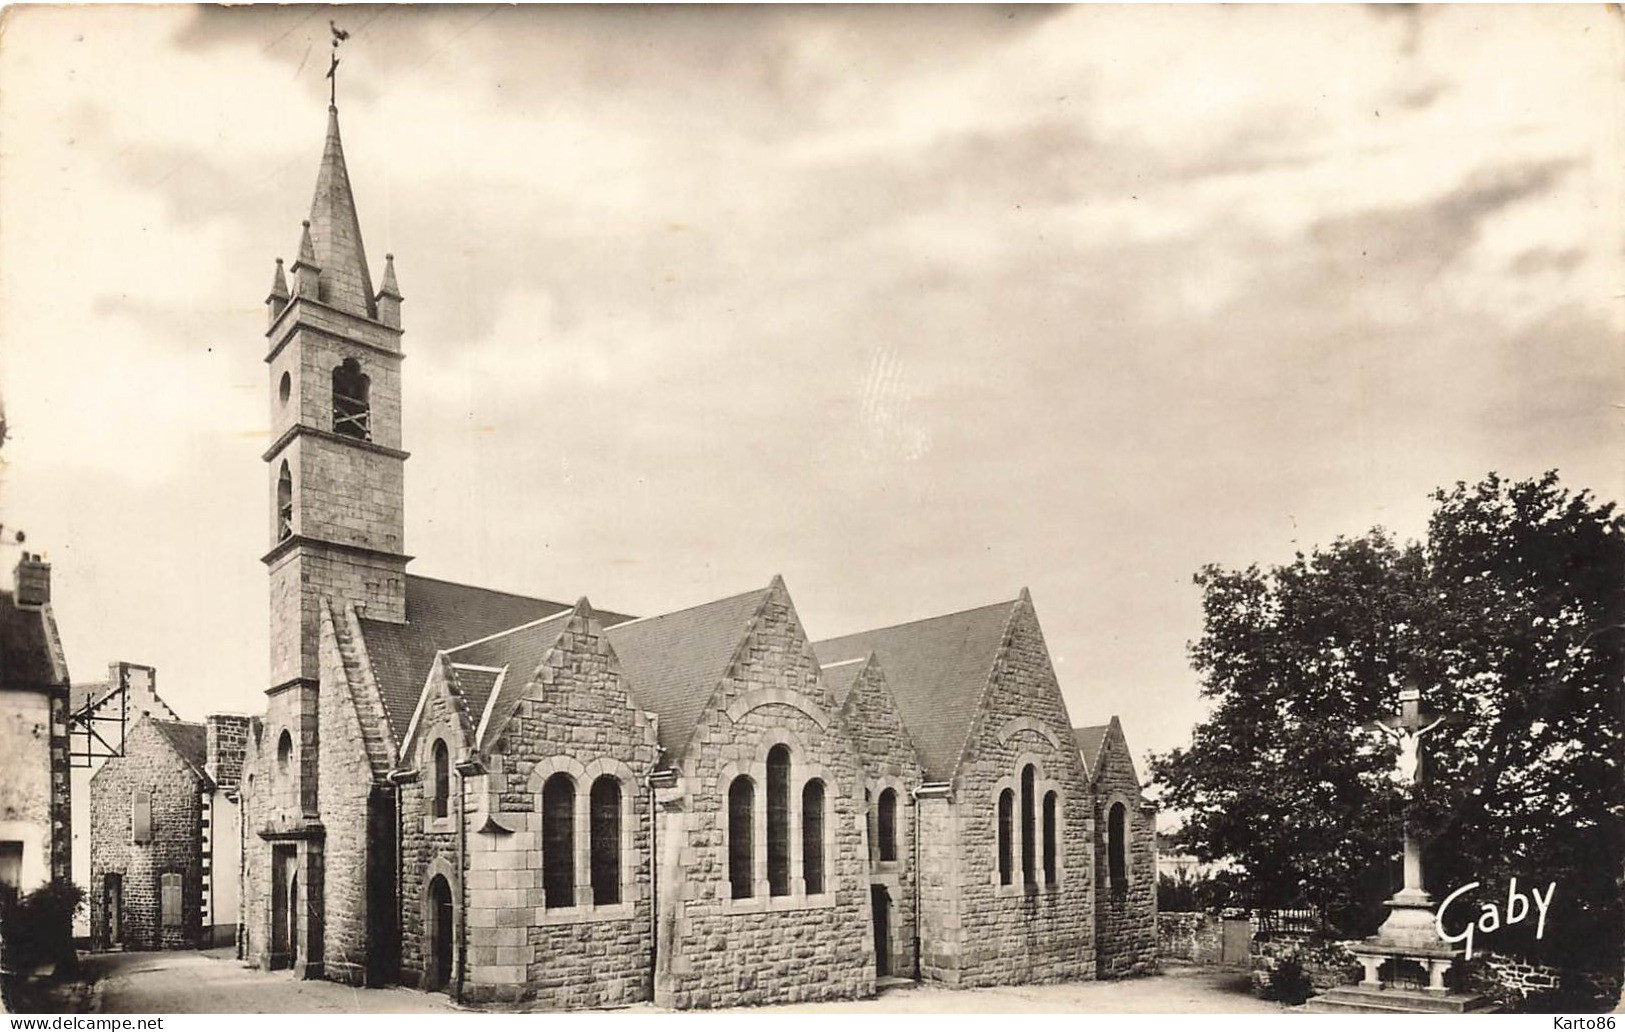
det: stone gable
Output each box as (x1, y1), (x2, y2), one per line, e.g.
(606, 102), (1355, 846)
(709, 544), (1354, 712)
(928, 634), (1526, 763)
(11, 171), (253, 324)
(1090, 718), (1157, 977)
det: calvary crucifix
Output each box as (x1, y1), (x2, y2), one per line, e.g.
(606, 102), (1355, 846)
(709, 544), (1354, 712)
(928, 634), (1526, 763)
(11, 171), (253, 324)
(1373, 684), (1446, 788)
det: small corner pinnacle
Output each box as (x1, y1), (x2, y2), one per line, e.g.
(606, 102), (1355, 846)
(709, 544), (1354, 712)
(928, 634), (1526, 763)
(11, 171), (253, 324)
(1018, 586), (1032, 604)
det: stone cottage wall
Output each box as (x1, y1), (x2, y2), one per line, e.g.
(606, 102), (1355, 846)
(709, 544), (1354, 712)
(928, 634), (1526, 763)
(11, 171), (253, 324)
(657, 585), (875, 1009)
(946, 600), (1095, 988)
(839, 659), (924, 979)
(88, 719), (204, 950)
(1092, 728), (1157, 977)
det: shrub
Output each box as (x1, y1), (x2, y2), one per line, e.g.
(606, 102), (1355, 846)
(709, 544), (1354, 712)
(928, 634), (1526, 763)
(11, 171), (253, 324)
(0, 880), (84, 974)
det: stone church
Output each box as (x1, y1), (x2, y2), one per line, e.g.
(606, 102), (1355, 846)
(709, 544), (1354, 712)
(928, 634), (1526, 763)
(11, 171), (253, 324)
(236, 99), (1156, 1008)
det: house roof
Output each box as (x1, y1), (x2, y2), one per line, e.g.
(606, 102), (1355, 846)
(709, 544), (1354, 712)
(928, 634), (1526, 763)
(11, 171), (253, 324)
(0, 590), (65, 688)
(359, 574), (633, 744)
(604, 585), (773, 760)
(814, 598), (1019, 781)
(70, 680), (117, 714)
(1074, 724), (1109, 779)
(150, 719), (209, 783)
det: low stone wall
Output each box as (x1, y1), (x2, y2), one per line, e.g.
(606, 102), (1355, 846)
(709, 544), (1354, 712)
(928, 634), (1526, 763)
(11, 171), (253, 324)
(1466, 953), (1621, 1013)
(1158, 912), (1222, 964)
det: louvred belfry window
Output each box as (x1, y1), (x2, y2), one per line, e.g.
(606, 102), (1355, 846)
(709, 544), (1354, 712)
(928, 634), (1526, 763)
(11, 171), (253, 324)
(276, 462), (293, 542)
(331, 358), (371, 440)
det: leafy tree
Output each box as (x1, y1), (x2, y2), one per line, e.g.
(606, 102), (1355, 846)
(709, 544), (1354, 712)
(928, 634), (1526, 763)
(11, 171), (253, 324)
(1151, 472), (1624, 970)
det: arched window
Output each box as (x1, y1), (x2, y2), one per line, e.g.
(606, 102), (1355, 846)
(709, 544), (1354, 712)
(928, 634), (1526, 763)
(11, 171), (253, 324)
(766, 745), (791, 897)
(802, 780), (825, 895)
(1042, 791), (1058, 885)
(1108, 802), (1128, 891)
(276, 730), (293, 774)
(590, 776), (621, 906)
(1021, 765), (1037, 886)
(728, 776), (754, 899)
(276, 462), (293, 541)
(997, 789), (1014, 885)
(331, 358), (371, 440)
(542, 774), (575, 908)
(431, 740), (450, 819)
(877, 787), (898, 862)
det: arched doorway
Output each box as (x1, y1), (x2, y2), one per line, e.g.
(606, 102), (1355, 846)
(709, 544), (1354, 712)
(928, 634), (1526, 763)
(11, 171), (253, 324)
(426, 875), (454, 992)
(870, 885), (891, 976)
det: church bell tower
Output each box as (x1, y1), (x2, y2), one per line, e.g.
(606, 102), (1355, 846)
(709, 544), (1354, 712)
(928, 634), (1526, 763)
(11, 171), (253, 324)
(262, 101), (409, 699)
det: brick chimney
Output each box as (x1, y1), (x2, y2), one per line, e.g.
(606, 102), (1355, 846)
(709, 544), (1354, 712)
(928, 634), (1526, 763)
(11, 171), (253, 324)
(14, 553), (50, 608)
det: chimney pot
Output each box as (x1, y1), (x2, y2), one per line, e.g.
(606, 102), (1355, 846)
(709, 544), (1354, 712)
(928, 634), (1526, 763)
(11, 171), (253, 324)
(14, 553), (50, 608)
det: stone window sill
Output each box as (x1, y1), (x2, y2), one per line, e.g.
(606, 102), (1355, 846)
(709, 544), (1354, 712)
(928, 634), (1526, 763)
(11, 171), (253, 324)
(724, 891), (836, 915)
(421, 815), (455, 834)
(993, 880), (1062, 899)
(535, 901), (637, 926)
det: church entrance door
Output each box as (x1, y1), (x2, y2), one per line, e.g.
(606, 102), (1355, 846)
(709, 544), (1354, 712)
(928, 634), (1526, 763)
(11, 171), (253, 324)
(870, 885), (890, 976)
(270, 846), (297, 970)
(426, 875), (453, 992)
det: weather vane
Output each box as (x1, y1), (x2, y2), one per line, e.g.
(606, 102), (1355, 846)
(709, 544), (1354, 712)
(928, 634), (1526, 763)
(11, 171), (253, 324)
(326, 20), (351, 107)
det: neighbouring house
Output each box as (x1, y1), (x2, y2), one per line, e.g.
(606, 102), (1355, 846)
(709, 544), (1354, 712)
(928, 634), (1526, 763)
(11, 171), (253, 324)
(89, 714), (249, 949)
(0, 554), (72, 896)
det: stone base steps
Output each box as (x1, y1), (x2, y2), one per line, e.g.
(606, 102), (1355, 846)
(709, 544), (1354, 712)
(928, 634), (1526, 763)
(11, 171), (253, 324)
(1302, 985), (1496, 1014)
(875, 976), (916, 991)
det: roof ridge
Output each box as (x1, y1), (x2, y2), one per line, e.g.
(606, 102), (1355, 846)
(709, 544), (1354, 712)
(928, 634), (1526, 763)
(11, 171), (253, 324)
(443, 607), (575, 654)
(603, 584), (770, 634)
(815, 596), (1020, 645)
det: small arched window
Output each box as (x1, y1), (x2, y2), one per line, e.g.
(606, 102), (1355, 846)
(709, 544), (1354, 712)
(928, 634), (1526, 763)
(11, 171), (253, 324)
(590, 776), (621, 906)
(1108, 802), (1128, 891)
(431, 740), (450, 819)
(997, 788), (1014, 886)
(877, 787), (898, 862)
(276, 730), (293, 774)
(1021, 765), (1037, 886)
(331, 358), (371, 440)
(1042, 791), (1058, 885)
(802, 779), (825, 895)
(766, 745), (791, 897)
(542, 773), (575, 908)
(729, 776), (755, 899)
(276, 462), (293, 541)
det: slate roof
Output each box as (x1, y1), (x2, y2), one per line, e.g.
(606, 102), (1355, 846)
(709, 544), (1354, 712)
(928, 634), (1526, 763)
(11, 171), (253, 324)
(821, 657), (868, 707)
(441, 608), (579, 751)
(1074, 724), (1109, 779)
(604, 585), (773, 760)
(70, 680), (117, 714)
(150, 719), (209, 783)
(0, 589), (65, 688)
(359, 574), (634, 744)
(814, 599), (1018, 781)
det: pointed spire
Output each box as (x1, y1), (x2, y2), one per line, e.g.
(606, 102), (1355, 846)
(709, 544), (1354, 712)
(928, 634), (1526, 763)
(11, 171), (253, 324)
(375, 252), (403, 329)
(304, 104), (376, 319)
(291, 220), (321, 299)
(266, 258), (290, 326)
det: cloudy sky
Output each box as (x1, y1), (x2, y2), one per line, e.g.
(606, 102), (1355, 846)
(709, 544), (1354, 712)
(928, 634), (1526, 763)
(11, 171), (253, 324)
(1, 5), (1619, 786)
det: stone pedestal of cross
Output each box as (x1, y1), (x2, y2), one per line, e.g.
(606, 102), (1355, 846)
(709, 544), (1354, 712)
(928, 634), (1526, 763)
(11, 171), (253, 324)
(1304, 684), (1494, 1012)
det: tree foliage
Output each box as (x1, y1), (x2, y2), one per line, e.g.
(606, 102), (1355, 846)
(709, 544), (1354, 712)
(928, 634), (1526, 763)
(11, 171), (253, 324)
(1151, 472), (1624, 969)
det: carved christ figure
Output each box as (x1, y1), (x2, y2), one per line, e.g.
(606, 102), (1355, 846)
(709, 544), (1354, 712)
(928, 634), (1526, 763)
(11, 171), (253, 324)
(1375, 715), (1445, 787)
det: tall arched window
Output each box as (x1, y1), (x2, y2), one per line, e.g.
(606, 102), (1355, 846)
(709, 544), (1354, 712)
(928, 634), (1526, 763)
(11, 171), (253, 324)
(877, 787), (898, 862)
(542, 773), (575, 908)
(766, 745), (791, 897)
(276, 462), (293, 541)
(802, 780), (825, 895)
(997, 789), (1014, 885)
(729, 776), (755, 899)
(331, 358), (371, 440)
(590, 776), (621, 906)
(1042, 791), (1058, 885)
(1108, 802), (1128, 891)
(1021, 765), (1037, 886)
(431, 740), (450, 819)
